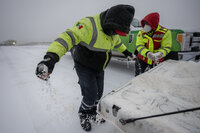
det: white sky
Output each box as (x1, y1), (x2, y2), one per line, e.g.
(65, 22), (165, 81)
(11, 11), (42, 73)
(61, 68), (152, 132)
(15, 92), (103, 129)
(0, 0), (200, 43)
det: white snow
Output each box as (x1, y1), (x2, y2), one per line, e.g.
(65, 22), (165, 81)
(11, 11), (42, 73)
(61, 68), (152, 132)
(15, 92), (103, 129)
(99, 60), (200, 133)
(0, 44), (135, 133)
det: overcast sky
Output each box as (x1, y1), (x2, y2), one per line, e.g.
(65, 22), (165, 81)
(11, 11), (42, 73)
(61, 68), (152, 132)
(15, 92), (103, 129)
(0, 0), (200, 43)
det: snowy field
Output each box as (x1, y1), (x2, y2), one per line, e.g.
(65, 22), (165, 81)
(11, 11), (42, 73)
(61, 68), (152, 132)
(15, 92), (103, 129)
(0, 44), (135, 133)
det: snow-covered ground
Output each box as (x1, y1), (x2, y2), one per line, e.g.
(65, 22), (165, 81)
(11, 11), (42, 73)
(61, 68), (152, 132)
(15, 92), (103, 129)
(0, 44), (135, 133)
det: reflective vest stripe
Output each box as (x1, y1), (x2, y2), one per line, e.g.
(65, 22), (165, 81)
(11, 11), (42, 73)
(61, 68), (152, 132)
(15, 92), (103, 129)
(87, 17), (98, 47)
(139, 47), (146, 53)
(136, 44), (144, 49)
(137, 45), (149, 56)
(163, 48), (169, 54)
(114, 42), (122, 48)
(164, 46), (171, 50)
(160, 28), (168, 32)
(79, 16), (103, 52)
(66, 31), (75, 46)
(160, 47), (169, 55)
(79, 41), (107, 52)
(55, 38), (68, 51)
(81, 101), (94, 107)
(152, 34), (165, 38)
(103, 50), (110, 70)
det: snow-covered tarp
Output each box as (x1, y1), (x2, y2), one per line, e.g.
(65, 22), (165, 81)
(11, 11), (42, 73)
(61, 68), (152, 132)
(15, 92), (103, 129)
(99, 60), (200, 133)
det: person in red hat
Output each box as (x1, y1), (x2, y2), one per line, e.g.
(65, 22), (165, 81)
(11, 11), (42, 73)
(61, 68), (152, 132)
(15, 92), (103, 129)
(135, 12), (172, 76)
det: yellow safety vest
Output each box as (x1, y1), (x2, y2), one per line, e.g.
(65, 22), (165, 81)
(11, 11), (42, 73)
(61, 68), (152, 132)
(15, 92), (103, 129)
(136, 25), (172, 65)
(47, 14), (127, 70)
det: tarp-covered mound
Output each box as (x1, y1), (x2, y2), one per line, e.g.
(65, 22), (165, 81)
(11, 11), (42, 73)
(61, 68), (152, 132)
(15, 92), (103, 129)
(99, 60), (200, 133)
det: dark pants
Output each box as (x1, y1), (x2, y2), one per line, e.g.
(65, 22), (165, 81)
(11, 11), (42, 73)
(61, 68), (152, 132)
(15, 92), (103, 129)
(74, 62), (104, 114)
(135, 57), (153, 76)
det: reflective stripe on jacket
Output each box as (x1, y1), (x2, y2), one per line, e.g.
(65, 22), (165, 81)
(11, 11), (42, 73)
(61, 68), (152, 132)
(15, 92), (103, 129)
(47, 14), (127, 71)
(136, 25), (172, 65)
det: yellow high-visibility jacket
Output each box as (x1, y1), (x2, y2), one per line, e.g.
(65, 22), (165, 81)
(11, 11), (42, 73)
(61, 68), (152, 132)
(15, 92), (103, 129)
(136, 25), (172, 65)
(47, 14), (127, 71)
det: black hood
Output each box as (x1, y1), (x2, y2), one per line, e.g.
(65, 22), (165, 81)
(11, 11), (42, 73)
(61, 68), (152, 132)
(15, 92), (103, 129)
(100, 4), (135, 36)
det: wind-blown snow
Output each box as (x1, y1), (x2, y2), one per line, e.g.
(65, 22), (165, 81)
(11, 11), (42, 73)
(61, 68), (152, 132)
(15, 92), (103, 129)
(0, 44), (135, 133)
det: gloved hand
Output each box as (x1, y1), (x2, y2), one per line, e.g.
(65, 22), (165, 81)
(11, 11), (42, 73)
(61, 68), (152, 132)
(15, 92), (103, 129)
(146, 52), (155, 60)
(154, 52), (163, 61)
(36, 62), (50, 81)
(122, 50), (135, 60)
(35, 52), (59, 81)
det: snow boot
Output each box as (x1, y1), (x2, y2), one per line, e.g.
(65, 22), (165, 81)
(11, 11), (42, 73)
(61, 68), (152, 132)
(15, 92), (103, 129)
(94, 112), (106, 124)
(79, 113), (96, 131)
(79, 110), (106, 131)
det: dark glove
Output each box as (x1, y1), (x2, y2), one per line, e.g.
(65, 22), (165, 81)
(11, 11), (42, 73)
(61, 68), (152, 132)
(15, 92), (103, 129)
(36, 52), (59, 80)
(122, 50), (133, 57)
(122, 50), (135, 60)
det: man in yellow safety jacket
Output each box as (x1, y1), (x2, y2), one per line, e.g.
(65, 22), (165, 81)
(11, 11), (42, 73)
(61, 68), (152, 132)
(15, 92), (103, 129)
(135, 12), (172, 76)
(35, 4), (135, 131)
